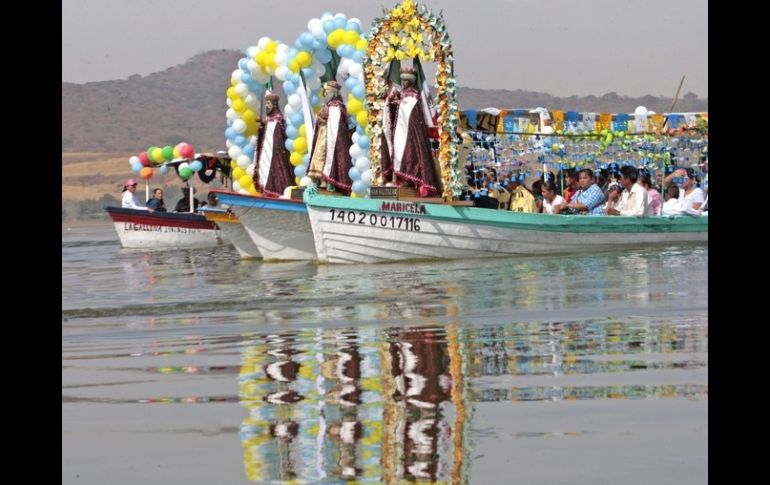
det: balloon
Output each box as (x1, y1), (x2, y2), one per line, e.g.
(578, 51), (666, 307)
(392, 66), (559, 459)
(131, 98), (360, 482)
(351, 180), (367, 194)
(140, 167), (153, 180)
(190, 160), (203, 172)
(179, 167), (194, 180)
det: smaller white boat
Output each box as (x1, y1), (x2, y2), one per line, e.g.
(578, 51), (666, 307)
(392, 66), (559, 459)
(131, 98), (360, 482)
(199, 207), (261, 259)
(105, 207), (224, 249)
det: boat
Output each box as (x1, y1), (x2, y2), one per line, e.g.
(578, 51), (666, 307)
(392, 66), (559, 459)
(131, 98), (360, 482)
(211, 190), (316, 261)
(199, 207), (262, 259)
(105, 206), (224, 249)
(303, 184), (707, 264)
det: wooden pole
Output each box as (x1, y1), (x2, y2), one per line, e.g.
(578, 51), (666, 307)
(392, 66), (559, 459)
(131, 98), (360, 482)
(662, 75), (686, 129)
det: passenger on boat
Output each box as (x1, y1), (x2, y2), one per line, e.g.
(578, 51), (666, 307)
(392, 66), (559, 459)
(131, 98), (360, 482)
(541, 180), (565, 214)
(561, 169), (579, 203)
(661, 185), (684, 215)
(555, 168), (606, 215)
(121, 179), (151, 211)
(388, 67), (441, 197)
(507, 176), (537, 213)
(253, 91), (295, 198)
(639, 174), (661, 216)
(602, 182), (622, 215)
(174, 186), (200, 213)
(307, 80), (354, 194)
(146, 187), (166, 212)
(607, 166), (651, 217)
(665, 167), (704, 213)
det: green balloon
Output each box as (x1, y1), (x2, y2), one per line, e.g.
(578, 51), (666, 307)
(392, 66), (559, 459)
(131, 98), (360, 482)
(179, 167), (194, 180)
(162, 145), (174, 160)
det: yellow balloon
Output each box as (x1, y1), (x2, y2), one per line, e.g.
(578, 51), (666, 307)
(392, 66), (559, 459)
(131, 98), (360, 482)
(173, 146), (181, 159)
(242, 109), (256, 123)
(298, 124), (306, 137)
(265, 40), (277, 53)
(232, 167), (245, 180)
(356, 110), (368, 126)
(343, 31), (359, 45)
(226, 87), (238, 100)
(289, 152), (303, 166)
(296, 51), (312, 68)
(289, 60), (300, 73)
(356, 39), (367, 50)
(232, 99), (246, 113)
(255, 51), (266, 67)
(239, 174), (253, 188)
(347, 98), (363, 115)
(248, 185), (259, 194)
(294, 137), (307, 154)
(151, 147), (164, 163)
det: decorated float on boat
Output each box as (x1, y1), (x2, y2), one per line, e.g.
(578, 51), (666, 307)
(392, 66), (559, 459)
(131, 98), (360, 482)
(300, 0), (708, 263)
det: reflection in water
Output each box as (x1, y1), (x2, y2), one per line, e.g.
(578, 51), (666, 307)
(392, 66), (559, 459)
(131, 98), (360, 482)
(238, 326), (471, 483)
(234, 318), (705, 483)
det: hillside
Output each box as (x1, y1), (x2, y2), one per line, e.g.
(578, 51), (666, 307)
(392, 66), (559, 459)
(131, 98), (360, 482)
(62, 49), (707, 154)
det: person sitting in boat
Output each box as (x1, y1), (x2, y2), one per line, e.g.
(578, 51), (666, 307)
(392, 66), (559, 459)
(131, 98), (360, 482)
(146, 187), (166, 212)
(253, 91), (295, 197)
(201, 192), (218, 208)
(664, 167), (704, 213)
(606, 166), (651, 217)
(541, 179), (565, 214)
(121, 179), (151, 211)
(639, 174), (661, 216)
(561, 169), (579, 203)
(554, 168), (606, 215)
(602, 182), (622, 215)
(661, 185), (684, 215)
(507, 175), (537, 213)
(174, 186), (200, 213)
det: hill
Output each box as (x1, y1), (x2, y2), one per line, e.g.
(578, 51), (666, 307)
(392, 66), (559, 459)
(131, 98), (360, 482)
(62, 49), (707, 154)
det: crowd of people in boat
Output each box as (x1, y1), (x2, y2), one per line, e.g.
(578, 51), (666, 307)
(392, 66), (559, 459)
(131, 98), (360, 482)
(120, 179), (219, 213)
(461, 163), (707, 217)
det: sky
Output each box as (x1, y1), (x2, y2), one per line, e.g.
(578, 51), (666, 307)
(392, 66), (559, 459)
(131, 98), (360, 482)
(62, 0), (707, 98)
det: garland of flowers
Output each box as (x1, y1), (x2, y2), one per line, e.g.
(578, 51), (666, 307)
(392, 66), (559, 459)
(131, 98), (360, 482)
(365, 0), (463, 199)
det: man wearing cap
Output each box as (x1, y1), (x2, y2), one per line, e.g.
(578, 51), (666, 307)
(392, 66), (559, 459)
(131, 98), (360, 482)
(308, 80), (353, 194)
(254, 91), (294, 197)
(121, 179), (151, 211)
(389, 67), (441, 196)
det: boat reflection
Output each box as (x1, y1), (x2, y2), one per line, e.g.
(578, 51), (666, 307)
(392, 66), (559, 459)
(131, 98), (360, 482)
(237, 318), (706, 483)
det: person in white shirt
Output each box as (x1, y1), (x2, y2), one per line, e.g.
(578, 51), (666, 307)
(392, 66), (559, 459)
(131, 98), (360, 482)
(606, 166), (650, 217)
(540, 180), (564, 214)
(120, 179), (151, 211)
(602, 182), (622, 214)
(665, 167), (704, 213)
(661, 185), (684, 216)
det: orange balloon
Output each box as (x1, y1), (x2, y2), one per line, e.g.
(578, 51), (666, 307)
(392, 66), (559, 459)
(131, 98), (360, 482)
(140, 167), (153, 180)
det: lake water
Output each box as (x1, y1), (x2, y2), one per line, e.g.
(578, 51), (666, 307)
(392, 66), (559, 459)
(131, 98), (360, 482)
(62, 220), (707, 484)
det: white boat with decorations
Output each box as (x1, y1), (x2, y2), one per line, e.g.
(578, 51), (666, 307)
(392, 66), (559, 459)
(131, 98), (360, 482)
(303, 184), (708, 264)
(199, 207), (261, 259)
(105, 207), (224, 249)
(212, 190), (316, 261)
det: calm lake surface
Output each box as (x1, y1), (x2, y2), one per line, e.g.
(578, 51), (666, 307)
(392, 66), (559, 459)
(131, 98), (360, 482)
(62, 220), (707, 484)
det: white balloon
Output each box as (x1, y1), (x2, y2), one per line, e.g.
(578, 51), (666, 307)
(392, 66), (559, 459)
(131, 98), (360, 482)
(239, 188), (250, 195)
(275, 66), (289, 82)
(308, 18), (322, 32)
(334, 13), (347, 21)
(348, 63), (362, 78)
(226, 98), (233, 107)
(311, 25), (325, 39)
(361, 169), (372, 185)
(284, 104), (294, 116)
(226, 108), (238, 121)
(275, 51), (287, 66)
(313, 63), (326, 76)
(247, 60), (259, 74)
(349, 144), (362, 159)
(355, 157), (371, 172)
(299, 176), (312, 187)
(129, 155), (140, 165)
(245, 46), (258, 58)
(306, 77), (321, 90)
(237, 155), (251, 168)
(244, 93), (259, 108)
(232, 119), (247, 134)
(634, 106), (648, 116)
(228, 146), (243, 159)
(233, 181), (242, 191)
(235, 83), (249, 98)
(252, 69), (269, 83)
(276, 43), (288, 54)
(288, 93), (302, 109)
(257, 37), (270, 48)
(320, 12), (334, 22)
(225, 140), (233, 148)
(246, 163), (255, 176)
(231, 69), (244, 83)
(352, 132), (359, 143)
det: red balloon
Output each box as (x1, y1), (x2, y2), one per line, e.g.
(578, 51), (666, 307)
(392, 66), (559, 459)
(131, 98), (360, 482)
(139, 152), (151, 167)
(180, 144), (195, 159)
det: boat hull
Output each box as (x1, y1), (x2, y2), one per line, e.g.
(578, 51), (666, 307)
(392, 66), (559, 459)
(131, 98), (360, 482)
(200, 208), (261, 259)
(303, 188), (708, 264)
(106, 207), (223, 249)
(212, 191), (316, 261)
